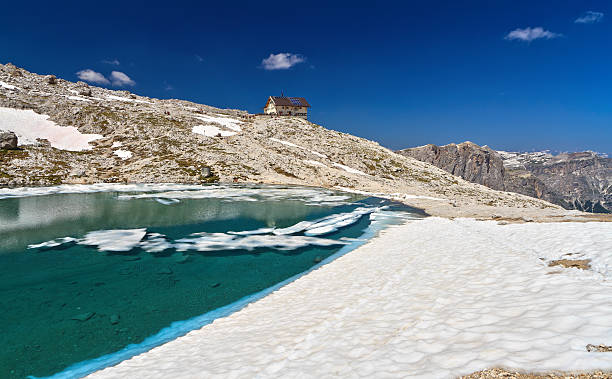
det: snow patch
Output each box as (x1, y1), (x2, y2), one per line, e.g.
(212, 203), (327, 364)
(194, 114), (243, 132)
(304, 160), (327, 167)
(106, 95), (153, 104)
(111, 141), (123, 148)
(0, 107), (102, 151)
(192, 125), (237, 137)
(0, 81), (18, 90)
(114, 150), (132, 160)
(332, 162), (368, 176)
(66, 95), (92, 102)
(269, 138), (328, 158)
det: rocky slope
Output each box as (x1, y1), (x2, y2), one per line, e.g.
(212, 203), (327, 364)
(0, 63), (587, 220)
(399, 143), (612, 214)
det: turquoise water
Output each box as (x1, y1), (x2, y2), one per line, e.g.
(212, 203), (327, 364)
(0, 184), (424, 378)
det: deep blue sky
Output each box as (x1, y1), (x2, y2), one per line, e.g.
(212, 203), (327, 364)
(1, 0), (610, 154)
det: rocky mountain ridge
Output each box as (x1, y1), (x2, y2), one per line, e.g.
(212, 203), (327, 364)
(0, 63), (577, 219)
(399, 143), (612, 214)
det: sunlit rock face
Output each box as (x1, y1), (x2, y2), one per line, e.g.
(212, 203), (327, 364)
(400, 143), (611, 214)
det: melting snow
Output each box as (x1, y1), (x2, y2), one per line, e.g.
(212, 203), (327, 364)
(0, 81), (18, 90)
(111, 141), (123, 148)
(0, 107), (102, 151)
(66, 95), (93, 102)
(332, 162), (367, 176)
(192, 125), (237, 137)
(304, 160), (327, 167)
(86, 218), (612, 378)
(269, 138), (328, 158)
(106, 95), (153, 104)
(194, 114), (243, 131)
(114, 150), (132, 160)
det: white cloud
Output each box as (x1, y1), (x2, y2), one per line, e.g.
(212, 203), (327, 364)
(102, 59), (121, 65)
(195, 54), (204, 62)
(261, 53), (305, 70)
(110, 71), (135, 86)
(575, 11), (604, 24)
(76, 69), (110, 85)
(504, 27), (561, 42)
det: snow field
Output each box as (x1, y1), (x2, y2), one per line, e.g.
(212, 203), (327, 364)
(87, 218), (612, 378)
(0, 107), (102, 151)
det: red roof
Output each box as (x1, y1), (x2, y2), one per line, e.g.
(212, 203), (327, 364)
(268, 96), (311, 107)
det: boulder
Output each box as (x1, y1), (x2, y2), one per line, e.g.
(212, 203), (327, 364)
(46, 75), (57, 85)
(0, 131), (18, 150)
(76, 81), (92, 97)
(4, 63), (23, 77)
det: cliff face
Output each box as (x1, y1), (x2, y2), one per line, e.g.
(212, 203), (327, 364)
(399, 144), (612, 214)
(399, 142), (506, 191)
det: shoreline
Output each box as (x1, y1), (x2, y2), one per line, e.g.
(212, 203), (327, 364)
(1, 181), (610, 223)
(39, 194), (413, 379)
(86, 217), (612, 378)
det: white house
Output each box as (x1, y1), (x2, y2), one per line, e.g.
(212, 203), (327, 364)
(263, 96), (311, 119)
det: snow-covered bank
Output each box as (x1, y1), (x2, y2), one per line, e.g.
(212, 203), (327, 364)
(0, 107), (101, 151)
(87, 218), (612, 378)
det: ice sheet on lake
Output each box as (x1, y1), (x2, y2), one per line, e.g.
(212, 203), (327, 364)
(116, 186), (354, 206)
(0, 184), (353, 204)
(0, 183), (210, 200)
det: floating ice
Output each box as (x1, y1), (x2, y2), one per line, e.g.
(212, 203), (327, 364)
(155, 198), (180, 205)
(80, 229), (147, 252)
(28, 237), (78, 250)
(139, 233), (174, 253)
(28, 206), (374, 255)
(175, 233), (347, 252)
(228, 228), (276, 236)
(272, 221), (314, 235)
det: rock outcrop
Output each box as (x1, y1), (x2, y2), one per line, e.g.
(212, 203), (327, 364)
(399, 142), (506, 190)
(0, 131), (17, 150)
(399, 143), (612, 214)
